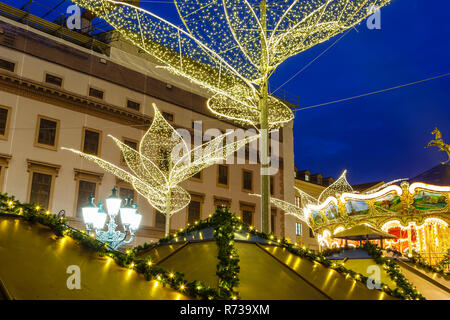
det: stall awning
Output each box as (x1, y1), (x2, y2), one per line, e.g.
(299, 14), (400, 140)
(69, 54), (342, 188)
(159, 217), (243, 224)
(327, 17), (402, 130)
(332, 224), (397, 241)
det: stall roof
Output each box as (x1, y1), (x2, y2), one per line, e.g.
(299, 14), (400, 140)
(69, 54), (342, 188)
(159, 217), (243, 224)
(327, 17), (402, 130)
(333, 224), (397, 241)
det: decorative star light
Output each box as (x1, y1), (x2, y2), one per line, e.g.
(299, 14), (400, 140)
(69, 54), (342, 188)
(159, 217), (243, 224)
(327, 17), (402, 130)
(64, 104), (259, 235)
(71, 0), (392, 232)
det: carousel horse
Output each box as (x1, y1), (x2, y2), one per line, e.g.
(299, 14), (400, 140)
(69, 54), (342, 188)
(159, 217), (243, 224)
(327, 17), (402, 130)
(425, 128), (450, 165)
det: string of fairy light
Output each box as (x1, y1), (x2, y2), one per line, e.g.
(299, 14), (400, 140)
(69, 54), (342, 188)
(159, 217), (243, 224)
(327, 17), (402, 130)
(63, 104), (259, 236)
(70, 0), (393, 233)
(71, 0), (391, 130)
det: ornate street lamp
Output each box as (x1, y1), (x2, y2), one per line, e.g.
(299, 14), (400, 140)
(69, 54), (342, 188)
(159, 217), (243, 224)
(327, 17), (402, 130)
(82, 187), (142, 250)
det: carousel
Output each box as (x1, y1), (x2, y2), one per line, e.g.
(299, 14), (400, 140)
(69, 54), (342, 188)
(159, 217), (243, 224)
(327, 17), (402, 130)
(305, 180), (449, 264)
(298, 129), (450, 265)
(301, 129), (450, 266)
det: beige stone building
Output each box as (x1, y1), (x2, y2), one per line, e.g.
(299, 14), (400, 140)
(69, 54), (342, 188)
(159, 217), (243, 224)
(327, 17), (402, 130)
(0, 3), (297, 246)
(293, 169), (335, 251)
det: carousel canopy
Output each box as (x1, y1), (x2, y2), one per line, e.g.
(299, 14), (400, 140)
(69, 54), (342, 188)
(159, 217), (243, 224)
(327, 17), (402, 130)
(332, 224), (398, 241)
(410, 164), (450, 186)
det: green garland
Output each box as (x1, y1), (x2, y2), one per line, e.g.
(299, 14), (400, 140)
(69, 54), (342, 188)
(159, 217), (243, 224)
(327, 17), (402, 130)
(134, 208), (240, 299)
(230, 217), (425, 300)
(409, 250), (450, 276)
(0, 193), (218, 300)
(363, 242), (425, 300)
(438, 250), (450, 273)
(386, 248), (450, 276)
(0, 191), (428, 300)
(288, 242), (424, 300)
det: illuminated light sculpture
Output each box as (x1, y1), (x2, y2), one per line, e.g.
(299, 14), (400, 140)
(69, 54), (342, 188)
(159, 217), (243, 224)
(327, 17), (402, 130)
(250, 192), (311, 227)
(251, 170), (352, 228)
(82, 190), (142, 250)
(71, 0), (392, 233)
(65, 104), (258, 236)
(318, 170), (353, 203)
(295, 186), (318, 208)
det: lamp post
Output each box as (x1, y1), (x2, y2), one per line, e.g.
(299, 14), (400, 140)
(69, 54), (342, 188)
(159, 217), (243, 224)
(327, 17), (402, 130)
(82, 187), (142, 250)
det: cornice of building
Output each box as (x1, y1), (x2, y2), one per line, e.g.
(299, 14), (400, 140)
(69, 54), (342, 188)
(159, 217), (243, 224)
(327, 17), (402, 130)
(0, 71), (152, 128)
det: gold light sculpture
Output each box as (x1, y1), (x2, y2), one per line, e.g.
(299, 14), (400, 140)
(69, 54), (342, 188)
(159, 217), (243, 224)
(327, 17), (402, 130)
(64, 104), (259, 236)
(71, 0), (392, 232)
(294, 186), (318, 208)
(318, 170), (353, 203)
(250, 192), (311, 228)
(251, 170), (352, 226)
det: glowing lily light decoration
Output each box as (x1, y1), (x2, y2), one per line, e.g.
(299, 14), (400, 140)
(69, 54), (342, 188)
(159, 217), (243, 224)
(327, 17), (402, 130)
(71, 0), (392, 233)
(64, 104), (258, 236)
(294, 186), (319, 208)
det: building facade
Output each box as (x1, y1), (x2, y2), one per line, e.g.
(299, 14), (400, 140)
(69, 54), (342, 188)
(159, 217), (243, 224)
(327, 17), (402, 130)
(292, 168), (334, 250)
(0, 8), (295, 245)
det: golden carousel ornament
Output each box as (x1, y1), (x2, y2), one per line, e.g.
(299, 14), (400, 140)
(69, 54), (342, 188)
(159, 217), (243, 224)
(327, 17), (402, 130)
(426, 128), (450, 165)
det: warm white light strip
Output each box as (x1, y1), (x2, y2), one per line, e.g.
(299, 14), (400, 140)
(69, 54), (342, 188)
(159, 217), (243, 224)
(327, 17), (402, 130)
(422, 217), (448, 228)
(303, 197), (338, 222)
(340, 185), (403, 202)
(333, 226), (345, 235)
(308, 197), (338, 211)
(381, 220), (403, 231)
(409, 182), (450, 194)
(382, 218), (448, 231)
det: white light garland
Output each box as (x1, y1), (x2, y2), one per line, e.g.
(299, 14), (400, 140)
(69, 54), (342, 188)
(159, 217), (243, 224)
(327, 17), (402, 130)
(409, 183), (450, 194)
(318, 170), (353, 203)
(71, 0), (393, 233)
(340, 185), (403, 202)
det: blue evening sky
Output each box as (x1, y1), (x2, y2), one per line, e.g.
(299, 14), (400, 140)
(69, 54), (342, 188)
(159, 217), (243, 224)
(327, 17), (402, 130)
(4, 0), (450, 184)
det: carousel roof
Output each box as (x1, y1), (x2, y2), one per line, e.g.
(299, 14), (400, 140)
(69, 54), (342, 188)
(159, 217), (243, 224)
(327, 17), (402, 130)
(410, 164), (450, 186)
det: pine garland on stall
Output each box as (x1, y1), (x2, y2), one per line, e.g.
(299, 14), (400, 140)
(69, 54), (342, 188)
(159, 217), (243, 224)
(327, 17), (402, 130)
(0, 193), (218, 300)
(134, 207), (240, 299)
(386, 247), (450, 276)
(0, 192), (427, 300)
